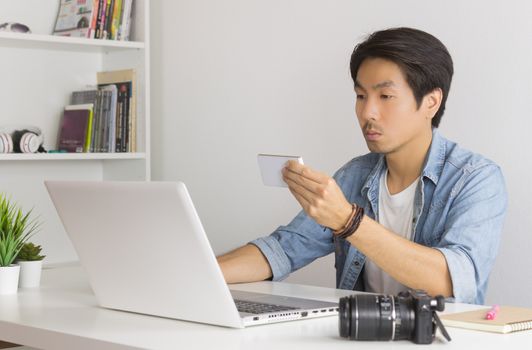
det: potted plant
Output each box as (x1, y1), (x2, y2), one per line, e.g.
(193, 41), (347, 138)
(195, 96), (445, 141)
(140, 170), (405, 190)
(0, 194), (40, 295)
(16, 242), (46, 288)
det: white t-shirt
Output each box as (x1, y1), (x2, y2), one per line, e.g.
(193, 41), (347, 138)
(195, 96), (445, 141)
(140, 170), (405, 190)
(363, 170), (419, 295)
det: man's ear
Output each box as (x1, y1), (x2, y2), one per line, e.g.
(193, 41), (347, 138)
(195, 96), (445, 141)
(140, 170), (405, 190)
(424, 88), (443, 120)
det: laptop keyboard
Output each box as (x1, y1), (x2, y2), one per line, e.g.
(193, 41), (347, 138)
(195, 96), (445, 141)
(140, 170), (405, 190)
(234, 299), (300, 314)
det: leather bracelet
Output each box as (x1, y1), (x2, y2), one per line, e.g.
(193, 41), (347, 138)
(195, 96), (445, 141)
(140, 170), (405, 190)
(332, 203), (356, 236)
(336, 204), (364, 240)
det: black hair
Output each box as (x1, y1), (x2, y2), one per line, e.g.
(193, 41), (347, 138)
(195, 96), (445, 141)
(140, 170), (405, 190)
(350, 27), (453, 127)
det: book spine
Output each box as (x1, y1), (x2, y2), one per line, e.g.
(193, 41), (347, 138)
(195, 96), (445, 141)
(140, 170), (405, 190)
(124, 0), (133, 41)
(90, 92), (97, 152)
(115, 87), (124, 152)
(89, 0), (100, 39)
(129, 79), (136, 152)
(111, 0), (123, 40)
(109, 86), (117, 152)
(101, 90), (112, 152)
(84, 108), (94, 152)
(119, 0), (132, 41)
(122, 84), (130, 152)
(116, 0), (126, 40)
(96, 90), (105, 152)
(104, 0), (115, 39)
(95, 0), (105, 39)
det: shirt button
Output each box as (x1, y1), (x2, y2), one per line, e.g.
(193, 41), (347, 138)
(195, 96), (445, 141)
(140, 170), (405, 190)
(354, 261), (360, 266)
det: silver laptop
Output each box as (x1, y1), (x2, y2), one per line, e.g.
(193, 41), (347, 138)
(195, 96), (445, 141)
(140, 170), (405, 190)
(45, 181), (338, 328)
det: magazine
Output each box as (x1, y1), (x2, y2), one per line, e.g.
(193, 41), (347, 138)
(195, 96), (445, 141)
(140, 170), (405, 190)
(53, 0), (98, 38)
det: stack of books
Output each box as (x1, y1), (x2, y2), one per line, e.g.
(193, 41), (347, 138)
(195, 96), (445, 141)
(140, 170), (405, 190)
(53, 0), (135, 40)
(57, 69), (137, 153)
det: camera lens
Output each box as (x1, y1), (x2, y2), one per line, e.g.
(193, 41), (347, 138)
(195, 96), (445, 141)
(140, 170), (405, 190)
(339, 294), (415, 341)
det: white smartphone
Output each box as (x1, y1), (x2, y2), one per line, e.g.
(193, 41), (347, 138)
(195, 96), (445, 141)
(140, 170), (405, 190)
(257, 153), (304, 187)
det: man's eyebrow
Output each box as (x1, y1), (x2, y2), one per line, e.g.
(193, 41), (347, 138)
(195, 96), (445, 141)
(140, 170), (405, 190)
(373, 80), (396, 89)
(354, 80), (396, 90)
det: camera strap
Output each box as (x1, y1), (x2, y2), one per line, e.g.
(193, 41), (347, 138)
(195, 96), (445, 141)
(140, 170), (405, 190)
(433, 312), (452, 342)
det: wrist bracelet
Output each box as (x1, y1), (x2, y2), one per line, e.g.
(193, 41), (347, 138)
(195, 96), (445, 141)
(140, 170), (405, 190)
(333, 203), (356, 235)
(334, 204), (364, 240)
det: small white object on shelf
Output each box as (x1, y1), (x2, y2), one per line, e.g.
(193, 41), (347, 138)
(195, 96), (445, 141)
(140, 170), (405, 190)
(0, 265), (20, 295)
(18, 260), (43, 289)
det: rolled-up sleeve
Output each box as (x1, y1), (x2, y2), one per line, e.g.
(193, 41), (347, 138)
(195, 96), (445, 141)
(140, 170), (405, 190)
(250, 235), (292, 281)
(249, 210), (335, 281)
(435, 164), (507, 304)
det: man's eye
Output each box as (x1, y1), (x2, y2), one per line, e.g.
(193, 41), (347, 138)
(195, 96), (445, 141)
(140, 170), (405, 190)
(356, 94), (366, 100)
(381, 94), (393, 100)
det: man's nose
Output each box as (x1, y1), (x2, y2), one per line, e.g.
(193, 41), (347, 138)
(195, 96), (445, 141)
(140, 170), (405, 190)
(358, 97), (379, 122)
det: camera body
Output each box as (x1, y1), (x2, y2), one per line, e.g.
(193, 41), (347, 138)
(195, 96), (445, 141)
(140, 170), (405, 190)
(407, 289), (439, 344)
(339, 289), (450, 344)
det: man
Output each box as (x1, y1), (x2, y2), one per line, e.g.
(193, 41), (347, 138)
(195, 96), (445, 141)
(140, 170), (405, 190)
(218, 27), (507, 304)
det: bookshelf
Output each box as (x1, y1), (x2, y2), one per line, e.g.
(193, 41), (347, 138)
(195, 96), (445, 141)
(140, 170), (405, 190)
(0, 152), (147, 161)
(0, 0), (150, 264)
(0, 31), (146, 51)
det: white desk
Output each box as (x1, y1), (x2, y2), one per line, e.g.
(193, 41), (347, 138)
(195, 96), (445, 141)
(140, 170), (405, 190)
(0, 265), (530, 350)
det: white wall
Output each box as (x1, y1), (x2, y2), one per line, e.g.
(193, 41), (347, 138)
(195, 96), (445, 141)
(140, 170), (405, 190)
(151, 0), (532, 307)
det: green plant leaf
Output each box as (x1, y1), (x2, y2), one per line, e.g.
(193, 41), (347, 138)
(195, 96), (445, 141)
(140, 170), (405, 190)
(0, 193), (42, 267)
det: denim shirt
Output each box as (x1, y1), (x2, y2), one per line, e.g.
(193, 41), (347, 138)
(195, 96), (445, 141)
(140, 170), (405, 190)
(250, 129), (507, 304)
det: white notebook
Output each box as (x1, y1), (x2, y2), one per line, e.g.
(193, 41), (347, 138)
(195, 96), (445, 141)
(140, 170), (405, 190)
(440, 306), (532, 334)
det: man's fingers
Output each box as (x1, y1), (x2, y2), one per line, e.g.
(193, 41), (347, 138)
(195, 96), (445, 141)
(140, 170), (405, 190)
(284, 161), (327, 184)
(283, 168), (322, 195)
(285, 176), (313, 205)
(287, 180), (311, 211)
(283, 162), (331, 196)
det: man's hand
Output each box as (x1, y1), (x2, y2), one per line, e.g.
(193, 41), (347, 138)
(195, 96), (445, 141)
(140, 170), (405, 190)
(282, 160), (352, 231)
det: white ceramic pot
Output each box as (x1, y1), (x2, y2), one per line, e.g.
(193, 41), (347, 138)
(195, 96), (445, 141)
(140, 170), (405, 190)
(17, 260), (43, 288)
(0, 264), (20, 295)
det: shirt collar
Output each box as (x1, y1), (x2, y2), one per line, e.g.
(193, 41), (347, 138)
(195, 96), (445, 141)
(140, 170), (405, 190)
(361, 154), (386, 198)
(361, 128), (446, 196)
(421, 128), (446, 186)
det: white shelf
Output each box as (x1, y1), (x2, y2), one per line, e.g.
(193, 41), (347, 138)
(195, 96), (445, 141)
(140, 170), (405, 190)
(0, 31), (145, 52)
(0, 152), (147, 161)
(0, 0), (150, 264)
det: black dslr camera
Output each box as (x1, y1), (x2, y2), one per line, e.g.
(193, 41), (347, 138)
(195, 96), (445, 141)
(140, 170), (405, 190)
(338, 289), (452, 344)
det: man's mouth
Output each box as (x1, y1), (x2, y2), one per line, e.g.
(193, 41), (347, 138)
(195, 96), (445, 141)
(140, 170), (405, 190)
(365, 130), (382, 141)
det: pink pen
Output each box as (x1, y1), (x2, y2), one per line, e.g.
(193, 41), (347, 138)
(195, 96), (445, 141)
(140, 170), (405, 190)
(485, 305), (500, 320)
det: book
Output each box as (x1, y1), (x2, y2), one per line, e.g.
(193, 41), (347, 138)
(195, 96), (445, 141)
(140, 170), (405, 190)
(118, 0), (133, 41)
(71, 89), (98, 105)
(440, 306), (532, 334)
(97, 69), (136, 152)
(115, 82), (130, 152)
(53, 0), (98, 38)
(71, 89), (99, 152)
(89, 0), (100, 38)
(111, 0), (123, 40)
(92, 90), (104, 152)
(95, 90), (112, 152)
(95, 0), (106, 39)
(57, 104), (94, 153)
(99, 85), (118, 152)
(102, 0), (114, 39)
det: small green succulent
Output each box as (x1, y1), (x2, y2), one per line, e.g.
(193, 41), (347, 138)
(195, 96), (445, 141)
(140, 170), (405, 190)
(17, 242), (45, 261)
